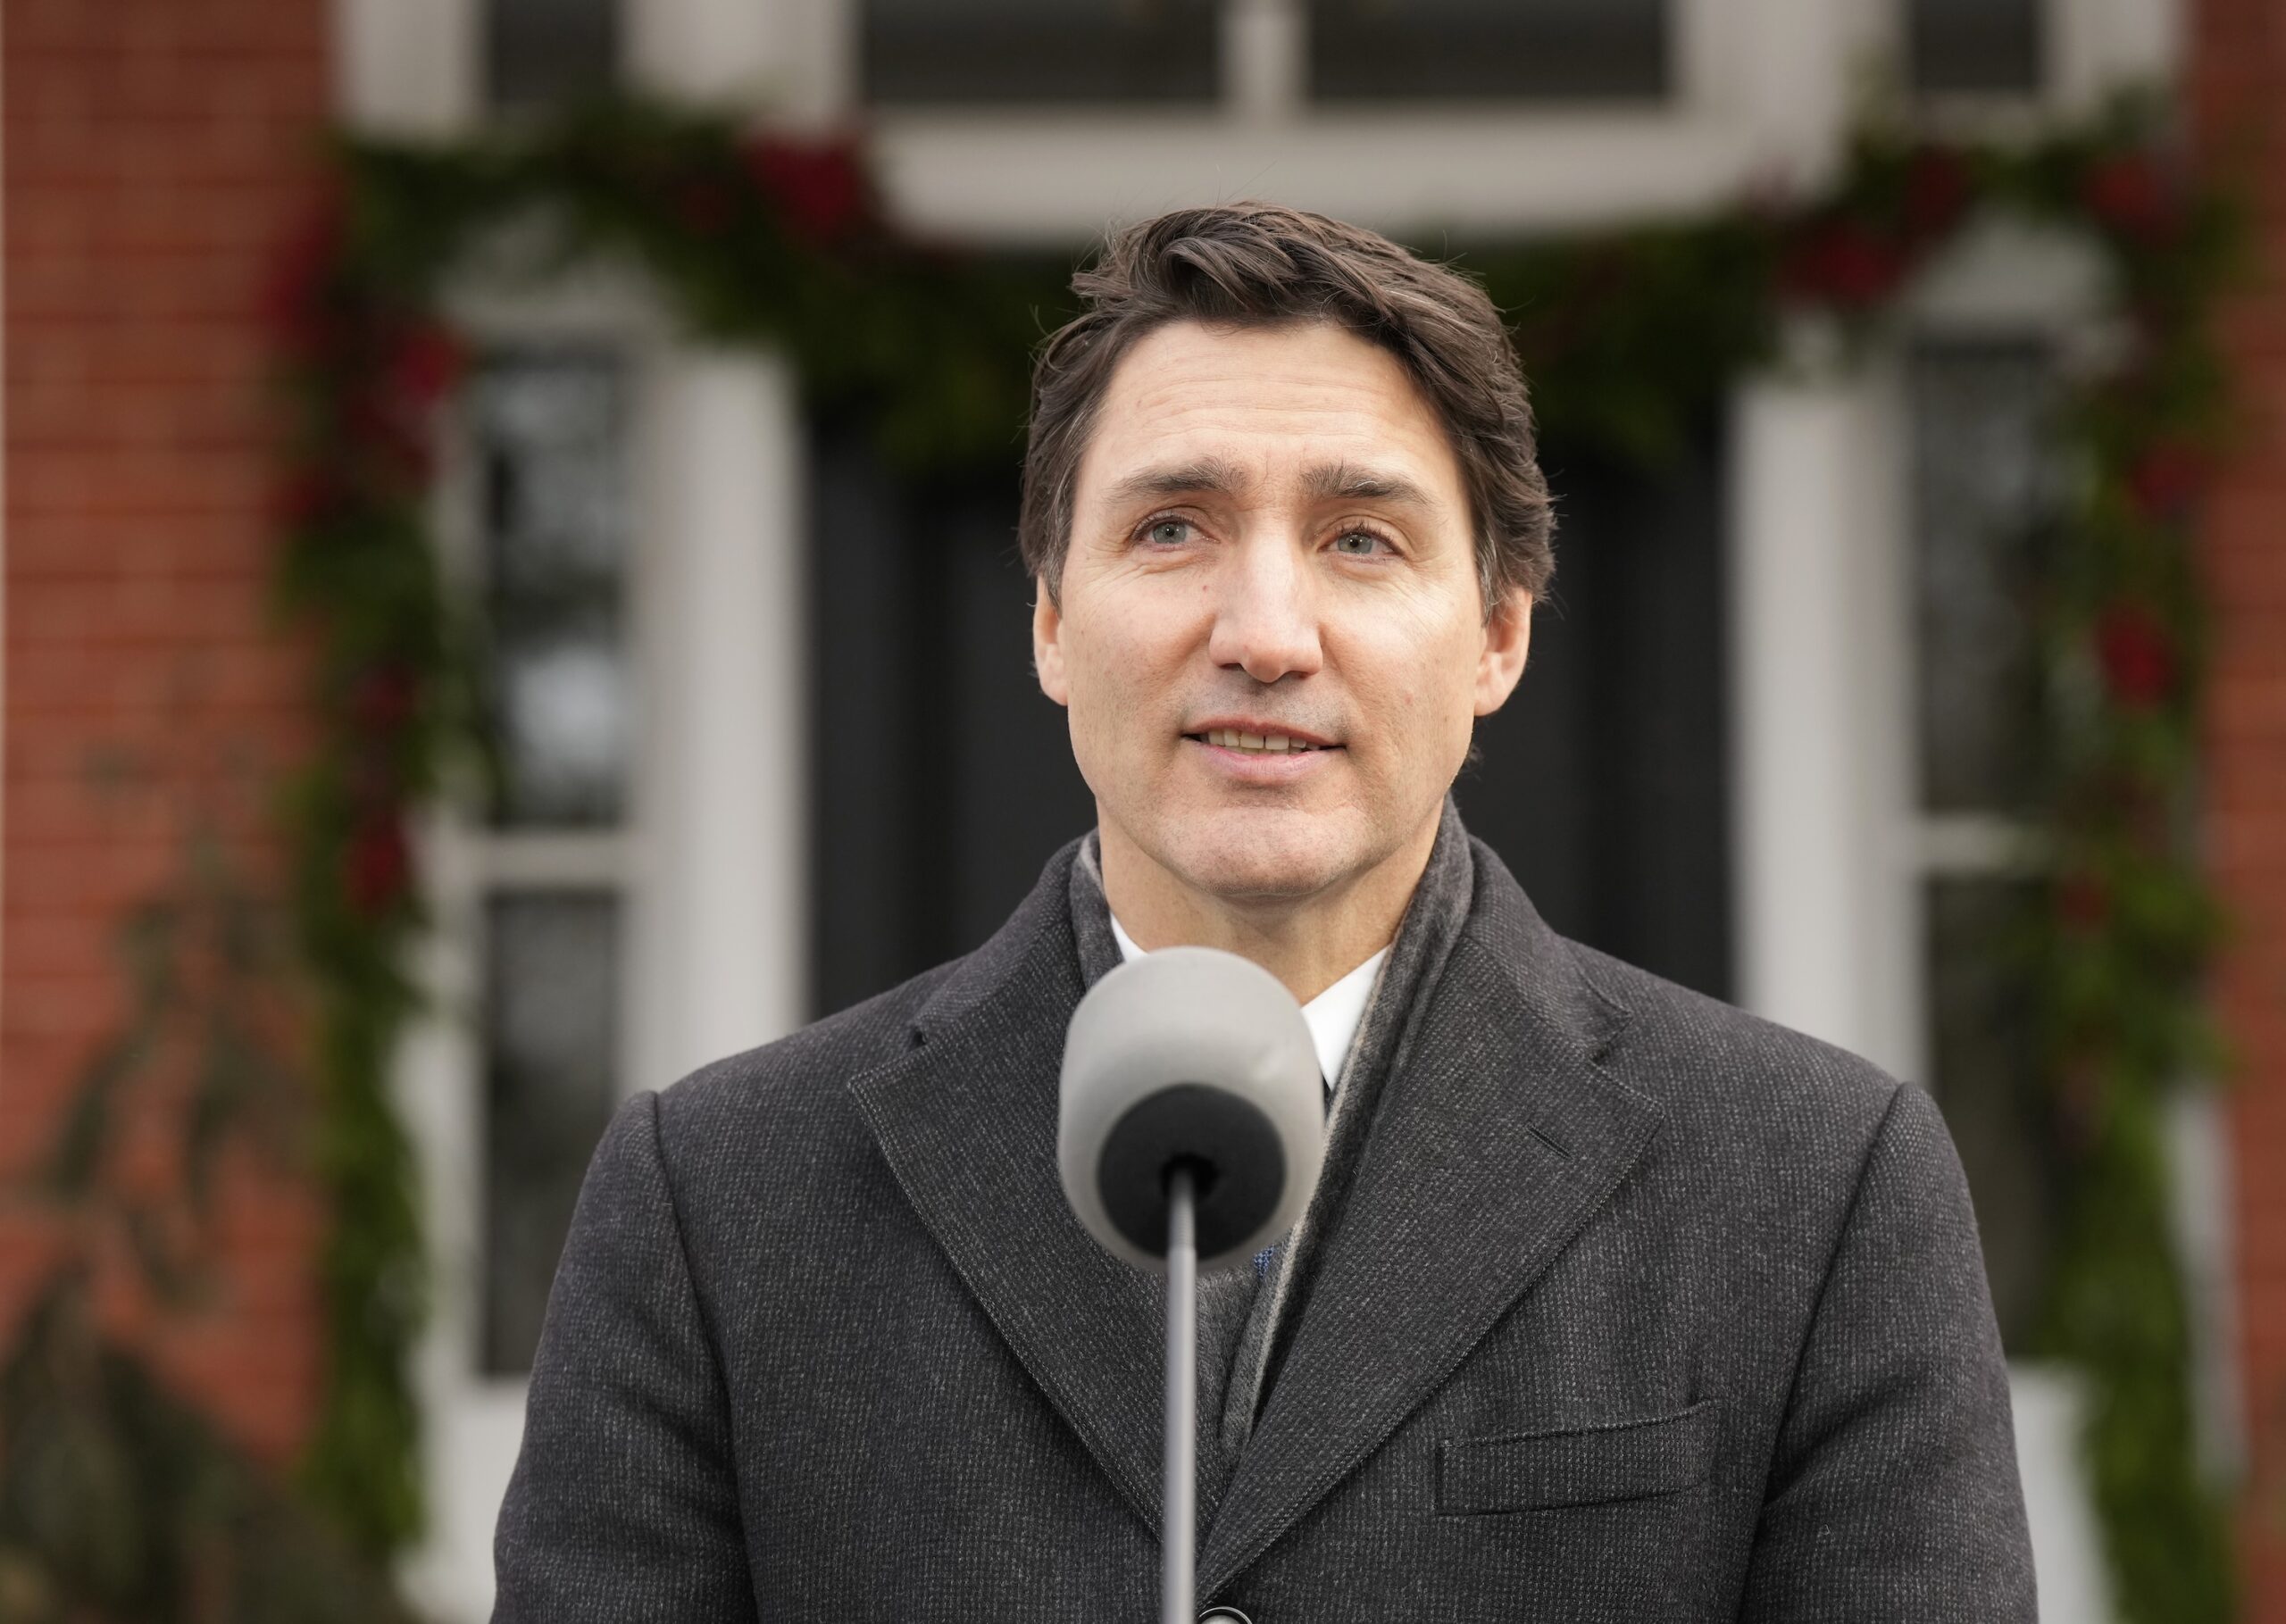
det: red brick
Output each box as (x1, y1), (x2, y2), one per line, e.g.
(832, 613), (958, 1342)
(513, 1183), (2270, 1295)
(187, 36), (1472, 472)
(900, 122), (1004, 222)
(2202, 0), (2286, 1610)
(2, 0), (331, 1471)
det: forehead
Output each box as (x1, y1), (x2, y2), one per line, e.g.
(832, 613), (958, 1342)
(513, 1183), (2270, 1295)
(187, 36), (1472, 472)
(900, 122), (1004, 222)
(1075, 318), (1465, 509)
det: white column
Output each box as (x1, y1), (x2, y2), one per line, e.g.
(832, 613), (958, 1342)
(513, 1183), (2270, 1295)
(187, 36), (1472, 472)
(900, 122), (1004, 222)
(331, 0), (478, 137)
(1726, 349), (1915, 1073)
(2011, 1368), (2118, 1622)
(629, 0), (849, 121)
(1708, 0), (1873, 186)
(2059, 0), (2184, 110)
(638, 351), (809, 1087)
(1224, 0), (1305, 126)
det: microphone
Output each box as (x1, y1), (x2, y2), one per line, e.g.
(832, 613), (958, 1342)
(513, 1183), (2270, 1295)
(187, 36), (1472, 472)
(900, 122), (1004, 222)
(1059, 946), (1324, 1272)
(1059, 946), (1323, 1624)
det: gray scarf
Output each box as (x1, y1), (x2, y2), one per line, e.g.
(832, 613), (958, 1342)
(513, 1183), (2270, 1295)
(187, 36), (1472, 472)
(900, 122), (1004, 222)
(1066, 796), (1478, 1509)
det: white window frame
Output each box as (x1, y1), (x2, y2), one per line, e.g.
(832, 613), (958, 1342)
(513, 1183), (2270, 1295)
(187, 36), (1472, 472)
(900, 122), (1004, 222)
(394, 271), (662, 1622)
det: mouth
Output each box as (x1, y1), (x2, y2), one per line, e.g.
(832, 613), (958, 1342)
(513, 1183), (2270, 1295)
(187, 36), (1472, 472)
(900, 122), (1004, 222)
(1181, 724), (1340, 756)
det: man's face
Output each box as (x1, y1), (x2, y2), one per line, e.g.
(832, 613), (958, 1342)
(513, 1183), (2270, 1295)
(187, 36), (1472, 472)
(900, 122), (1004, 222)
(1033, 318), (1532, 911)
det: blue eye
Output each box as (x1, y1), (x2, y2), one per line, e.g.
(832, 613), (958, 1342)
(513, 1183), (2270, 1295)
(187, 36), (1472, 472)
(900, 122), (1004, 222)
(1332, 529), (1388, 556)
(1144, 518), (1191, 546)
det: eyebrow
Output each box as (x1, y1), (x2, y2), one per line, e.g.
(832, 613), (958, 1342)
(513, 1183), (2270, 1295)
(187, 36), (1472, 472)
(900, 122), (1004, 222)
(1102, 456), (1435, 511)
(1302, 459), (1434, 510)
(1103, 456), (1255, 507)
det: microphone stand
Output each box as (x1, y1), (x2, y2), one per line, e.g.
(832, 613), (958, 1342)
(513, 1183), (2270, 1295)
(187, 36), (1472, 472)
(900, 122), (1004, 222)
(1163, 1165), (1197, 1624)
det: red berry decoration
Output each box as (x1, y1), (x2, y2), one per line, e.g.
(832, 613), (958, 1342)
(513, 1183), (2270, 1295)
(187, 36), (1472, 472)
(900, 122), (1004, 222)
(674, 178), (735, 237)
(348, 663), (421, 736)
(1902, 146), (1973, 244)
(2083, 152), (2180, 245)
(2095, 603), (2177, 708)
(1780, 218), (1908, 310)
(2125, 439), (2207, 521)
(2057, 870), (2111, 932)
(741, 132), (873, 246)
(387, 319), (468, 409)
(345, 812), (413, 917)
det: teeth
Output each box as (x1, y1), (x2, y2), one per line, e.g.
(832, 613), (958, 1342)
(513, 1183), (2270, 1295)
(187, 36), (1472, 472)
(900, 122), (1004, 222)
(1205, 729), (1317, 754)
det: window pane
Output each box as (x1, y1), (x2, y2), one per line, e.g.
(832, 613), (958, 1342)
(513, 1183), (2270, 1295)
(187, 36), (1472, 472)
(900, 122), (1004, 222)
(1908, 0), (2043, 96)
(473, 352), (632, 829)
(1309, 0), (1670, 104)
(1924, 878), (2058, 1352)
(486, 0), (618, 112)
(864, 0), (1219, 106)
(483, 891), (621, 1376)
(1910, 339), (2059, 817)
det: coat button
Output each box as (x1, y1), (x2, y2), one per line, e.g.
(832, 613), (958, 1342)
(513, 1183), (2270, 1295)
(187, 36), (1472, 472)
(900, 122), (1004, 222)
(1199, 1611), (1252, 1623)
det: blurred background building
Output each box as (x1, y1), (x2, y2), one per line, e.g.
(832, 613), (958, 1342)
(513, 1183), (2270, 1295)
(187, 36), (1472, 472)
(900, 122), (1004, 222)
(5, 0), (2285, 1619)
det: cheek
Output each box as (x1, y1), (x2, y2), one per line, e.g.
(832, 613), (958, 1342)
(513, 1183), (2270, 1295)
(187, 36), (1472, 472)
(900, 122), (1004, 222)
(1343, 604), (1485, 762)
(1060, 599), (1176, 756)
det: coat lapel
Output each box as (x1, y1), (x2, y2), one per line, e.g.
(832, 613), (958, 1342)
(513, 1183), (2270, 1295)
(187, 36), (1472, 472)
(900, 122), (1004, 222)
(1197, 855), (1663, 1595)
(846, 851), (1172, 1534)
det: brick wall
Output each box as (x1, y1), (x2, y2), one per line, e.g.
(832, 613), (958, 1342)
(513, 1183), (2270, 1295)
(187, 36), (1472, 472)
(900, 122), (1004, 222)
(2194, 0), (2286, 1616)
(3, 0), (333, 1464)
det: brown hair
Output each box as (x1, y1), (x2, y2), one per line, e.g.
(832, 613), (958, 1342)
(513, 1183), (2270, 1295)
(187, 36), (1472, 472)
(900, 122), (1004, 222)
(1018, 202), (1555, 612)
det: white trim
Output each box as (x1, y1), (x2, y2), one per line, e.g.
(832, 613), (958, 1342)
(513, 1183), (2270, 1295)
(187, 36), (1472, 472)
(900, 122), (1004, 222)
(630, 351), (810, 1089)
(455, 832), (630, 888)
(630, 0), (843, 117)
(1911, 814), (2050, 875)
(873, 113), (1768, 245)
(2012, 1367), (2117, 1620)
(1223, 0), (1304, 129)
(1726, 340), (1915, 1078)
(2054, 0), (2183, 108)
(332, 0), (478, 137)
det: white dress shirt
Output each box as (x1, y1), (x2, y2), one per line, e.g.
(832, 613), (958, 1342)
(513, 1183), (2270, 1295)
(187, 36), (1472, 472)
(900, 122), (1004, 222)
(1106, 913), (1389, 1091)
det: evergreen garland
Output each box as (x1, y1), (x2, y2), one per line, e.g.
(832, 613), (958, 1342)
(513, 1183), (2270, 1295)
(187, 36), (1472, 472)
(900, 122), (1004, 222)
(252, 96), (2240, 1615)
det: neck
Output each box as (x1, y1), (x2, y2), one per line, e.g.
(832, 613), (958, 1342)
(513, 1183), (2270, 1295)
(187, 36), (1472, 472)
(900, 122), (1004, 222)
(1097, 811), (1439, 1004)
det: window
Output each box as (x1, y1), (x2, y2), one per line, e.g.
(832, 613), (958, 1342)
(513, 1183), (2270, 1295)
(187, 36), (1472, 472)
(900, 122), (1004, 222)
(485, 0), (619, 113)
(1907, 337), (2065, 1349)
(1308, 0), (1671, 104)
(482, 891), (620, 1371)
(1907, 0), (2045, 97)
(478, 354), (631, 829)
(466, 349), (636, 1376)
(863, 0), (1221, 107)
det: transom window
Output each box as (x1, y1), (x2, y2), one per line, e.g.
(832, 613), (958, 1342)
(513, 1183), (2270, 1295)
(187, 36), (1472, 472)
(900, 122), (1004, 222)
(1307, 0), (1670, 104)
(484, 0), (618, 113)
(1908, 0), (2047, 97)
(864, 0), (1221, 106)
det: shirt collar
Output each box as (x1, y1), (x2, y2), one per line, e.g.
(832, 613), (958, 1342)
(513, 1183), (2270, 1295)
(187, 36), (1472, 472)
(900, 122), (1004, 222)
(1105, 911), (1389, 1091)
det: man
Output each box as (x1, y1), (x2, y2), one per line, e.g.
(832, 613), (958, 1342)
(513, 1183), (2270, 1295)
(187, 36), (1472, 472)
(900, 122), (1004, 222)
(495, 204), (2035, 1621)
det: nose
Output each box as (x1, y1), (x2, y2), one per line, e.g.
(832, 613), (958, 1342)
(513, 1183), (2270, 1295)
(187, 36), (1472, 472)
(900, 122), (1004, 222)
(1206, 534), (1322, 685)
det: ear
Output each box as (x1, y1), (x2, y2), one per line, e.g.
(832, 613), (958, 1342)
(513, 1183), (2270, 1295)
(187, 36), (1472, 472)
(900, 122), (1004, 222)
(1473, 587), (1533, 717)
(1033, 574), (1071, 706)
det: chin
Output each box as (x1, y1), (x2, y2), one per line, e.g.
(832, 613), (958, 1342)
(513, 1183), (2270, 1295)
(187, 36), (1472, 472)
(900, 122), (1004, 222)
(1155, 806), (1364, 904)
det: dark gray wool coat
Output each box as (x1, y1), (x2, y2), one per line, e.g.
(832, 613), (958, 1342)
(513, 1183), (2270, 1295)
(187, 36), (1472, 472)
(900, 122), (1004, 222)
(494, 816), (2036, 1622)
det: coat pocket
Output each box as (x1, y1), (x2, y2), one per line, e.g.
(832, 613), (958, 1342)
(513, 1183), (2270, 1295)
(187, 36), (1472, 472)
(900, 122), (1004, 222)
(1436, 1400), (1718, 1514)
